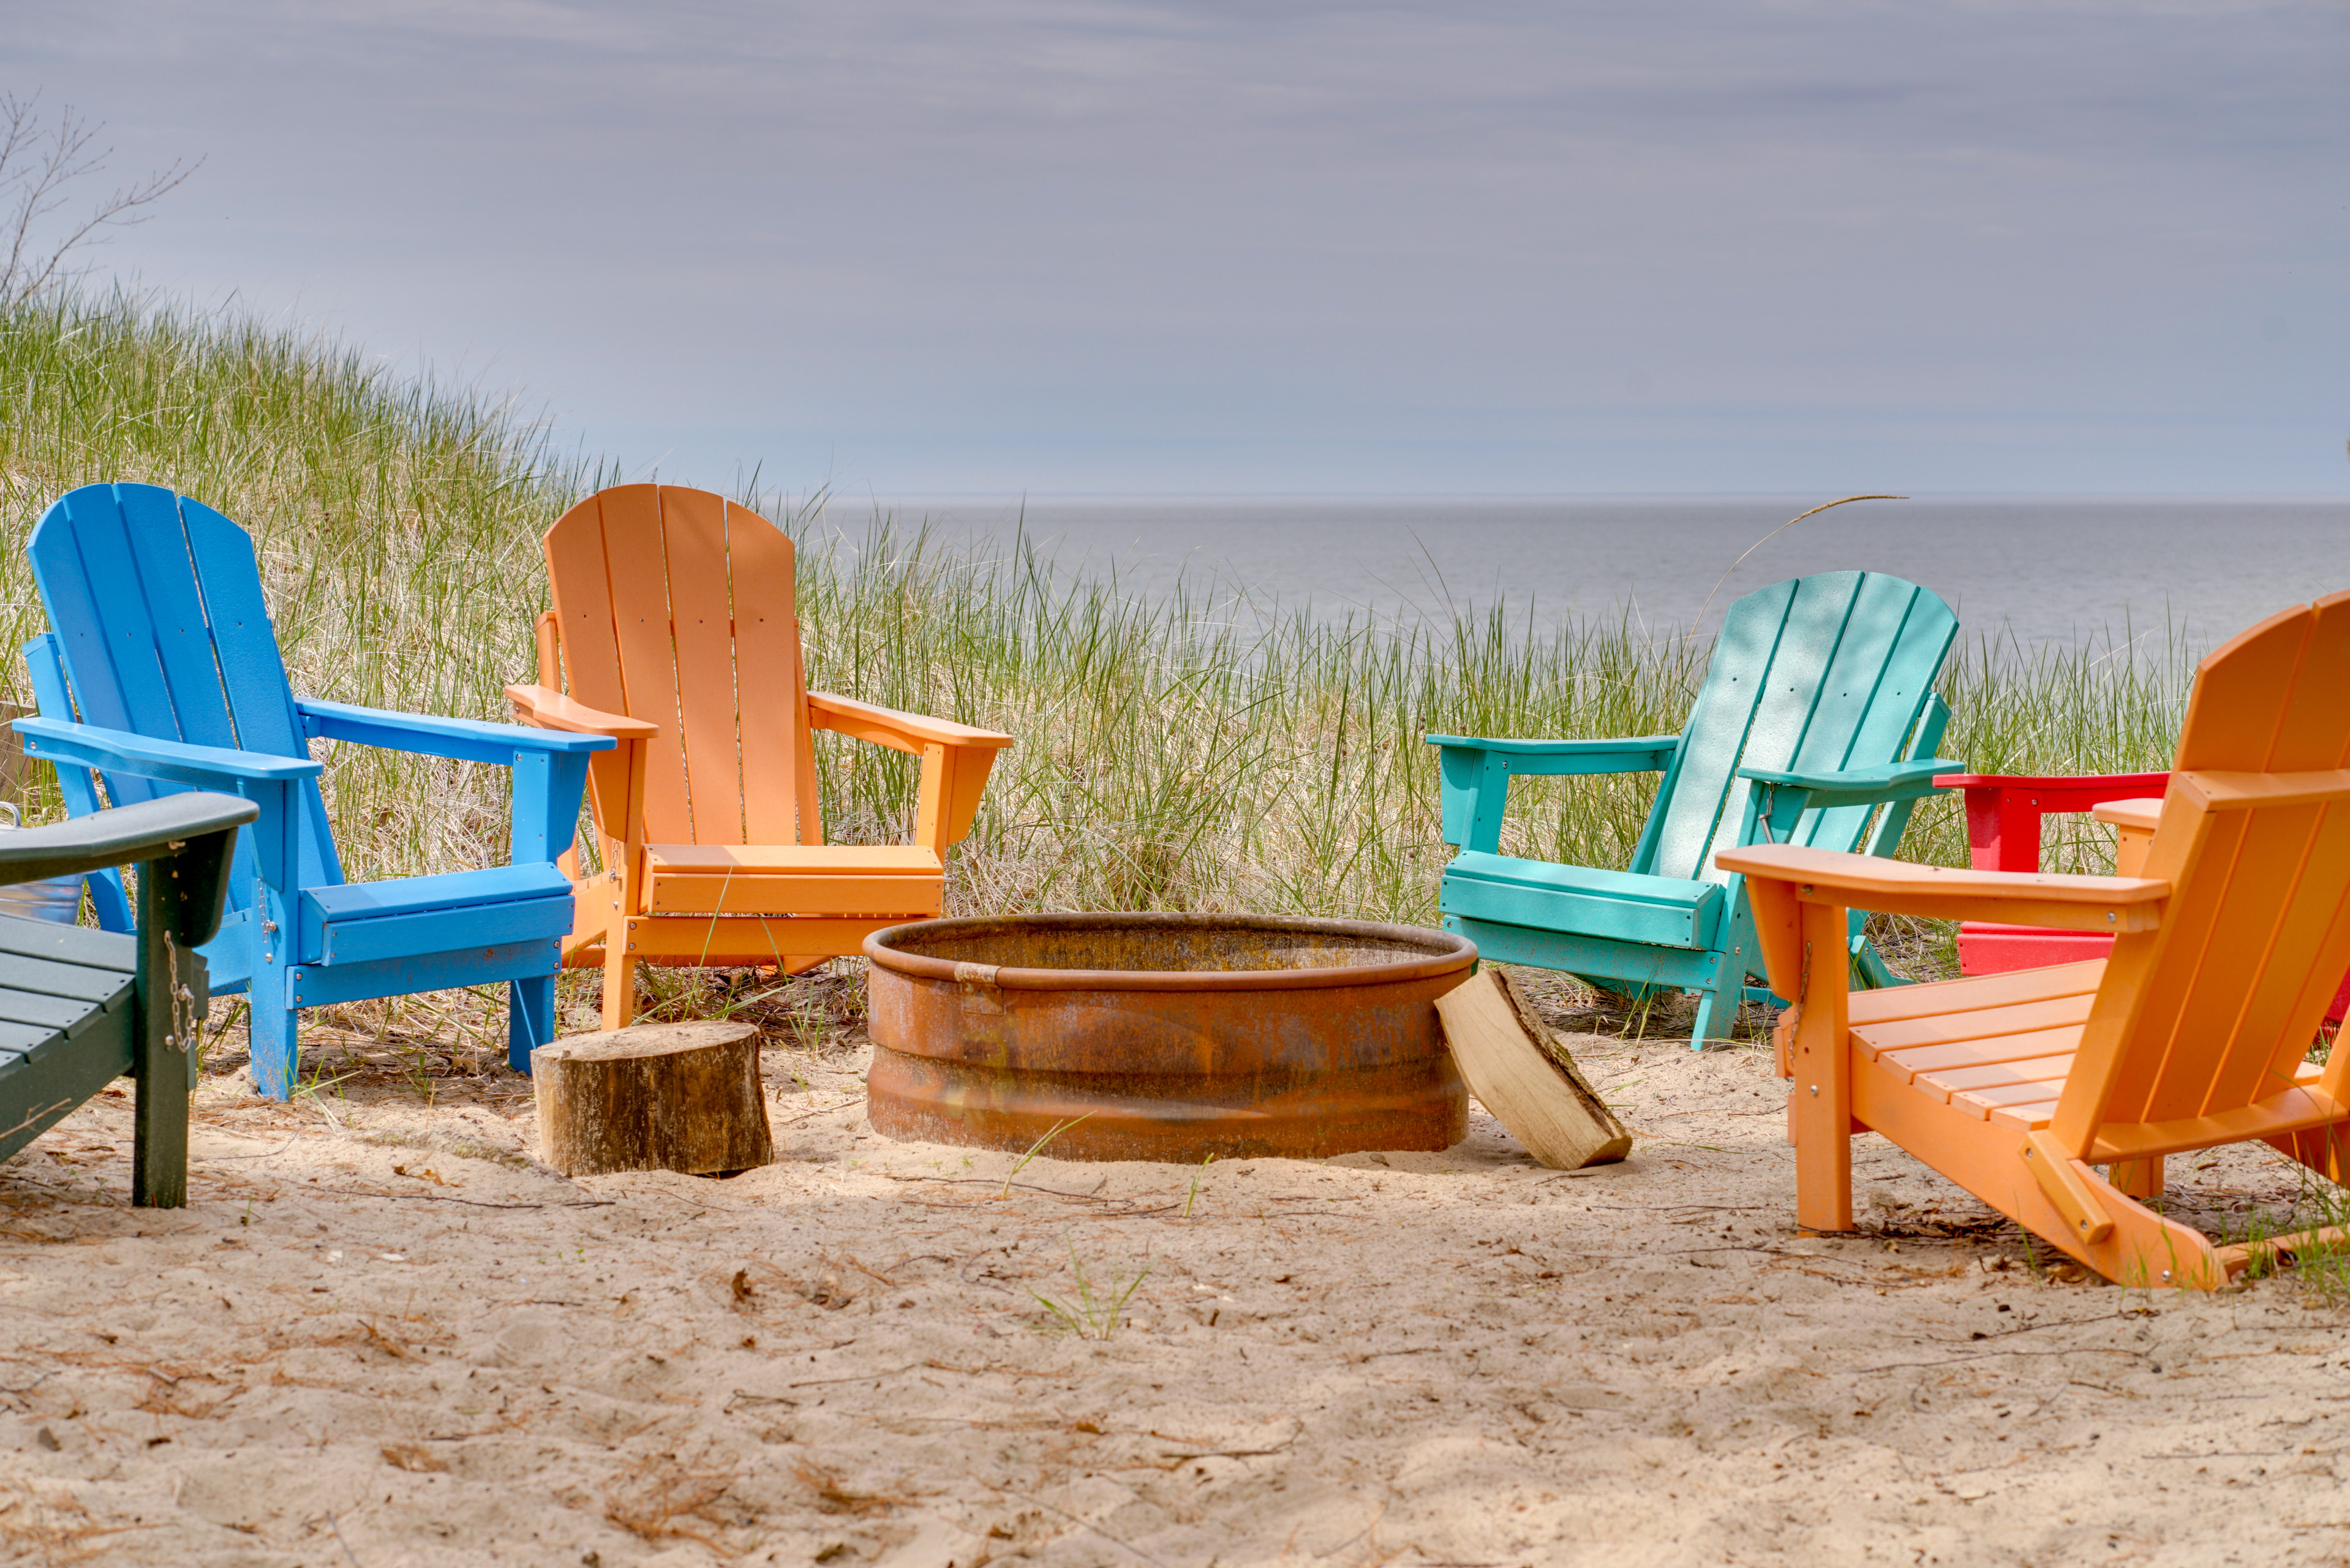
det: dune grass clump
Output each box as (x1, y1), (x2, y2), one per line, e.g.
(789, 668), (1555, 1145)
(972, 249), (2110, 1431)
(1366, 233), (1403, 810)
(0, 284), (596, 886)
(2, 287), (2198, 1025)
(781, 519), (2193, 984)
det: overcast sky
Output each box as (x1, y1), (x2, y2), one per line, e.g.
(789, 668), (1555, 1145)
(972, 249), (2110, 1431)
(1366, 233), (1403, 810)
(13, 1), (2347, 496)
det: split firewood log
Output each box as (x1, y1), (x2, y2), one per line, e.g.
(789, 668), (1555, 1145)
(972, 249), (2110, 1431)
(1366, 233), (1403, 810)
(1436, 968), (1632, 1169)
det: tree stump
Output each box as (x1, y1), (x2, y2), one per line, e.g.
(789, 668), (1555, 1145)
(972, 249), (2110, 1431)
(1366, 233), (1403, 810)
(1436, 968), (1632, 1169)
(532, 1022), (775, 1177)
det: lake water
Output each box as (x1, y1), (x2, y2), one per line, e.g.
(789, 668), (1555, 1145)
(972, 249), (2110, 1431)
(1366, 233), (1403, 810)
(823, 496), (2350, 654)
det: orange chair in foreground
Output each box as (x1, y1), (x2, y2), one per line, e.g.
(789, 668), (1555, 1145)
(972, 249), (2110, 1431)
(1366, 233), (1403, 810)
(507, 484), (1015, 1029)
(1719, 593), (2350, 1288)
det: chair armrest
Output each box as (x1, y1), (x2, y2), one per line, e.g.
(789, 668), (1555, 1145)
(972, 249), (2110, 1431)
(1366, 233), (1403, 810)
(1736, 758), (1958, 844)
(1740, 758), (1955, 807)
(0, 793), (256, 883)
(299, 697), (616, 762)
(1717, 843), (2168, 1003)
(1424, 734), (1681, 774)
(15, 717), (322, 785)
(1730, 838), (2162, 947)
(2096, 797), (2164, 875)
(1427, 734), (1681, 853)
(806, 692), (1015, 755)
(1933, 771), (2172, 812)
(0, 794), (257, 948)
(1933, 770), (2172, 873)
(2093, 799), (2162, 832)
(504, 684), (659, 742)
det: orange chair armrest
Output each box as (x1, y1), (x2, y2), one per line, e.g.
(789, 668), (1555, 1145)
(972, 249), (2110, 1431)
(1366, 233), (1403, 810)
(805, 691), (1015, 754)
(2092, 798), (2163, 832)
(505, 683), (659, 742)
(1715, 843), (2168, 932)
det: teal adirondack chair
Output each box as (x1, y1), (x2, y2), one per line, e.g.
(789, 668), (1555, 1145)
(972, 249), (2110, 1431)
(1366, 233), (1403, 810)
(1428, 570), (1960, 1046)
(16, 484), (615, 1100)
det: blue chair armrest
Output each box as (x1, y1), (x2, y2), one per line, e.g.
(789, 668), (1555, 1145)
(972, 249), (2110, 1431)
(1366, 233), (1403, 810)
(1428, 734), (1682, 853)
(296, 698), (615, 764)
(17, 718), (315, 914)
(1736, 758), (1960, 842)
(293, 700), (603, 868)
(15, 717), (323, 785)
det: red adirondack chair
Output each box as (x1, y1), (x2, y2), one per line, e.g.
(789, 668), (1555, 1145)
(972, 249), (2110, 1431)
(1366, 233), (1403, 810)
(1939, 770), (2350, 1023)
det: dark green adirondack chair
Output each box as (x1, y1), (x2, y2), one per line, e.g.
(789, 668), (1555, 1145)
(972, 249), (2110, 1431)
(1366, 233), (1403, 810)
(1428, 571), (1960, 1046)
(0, 793), (255, 1205)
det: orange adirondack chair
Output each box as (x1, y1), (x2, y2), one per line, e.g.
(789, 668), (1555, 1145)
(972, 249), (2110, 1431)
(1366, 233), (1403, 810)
(506, 484), (1015, 1030)
(1719, 593), (2350, 1289)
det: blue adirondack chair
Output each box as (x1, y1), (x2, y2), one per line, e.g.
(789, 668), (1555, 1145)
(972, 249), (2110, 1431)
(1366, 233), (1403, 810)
(1428, 570), (1960, 1047)
(15, 484), (614, 1099)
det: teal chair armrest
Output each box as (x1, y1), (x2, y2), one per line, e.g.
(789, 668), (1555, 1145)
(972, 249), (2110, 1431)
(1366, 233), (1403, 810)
(1736, 758), (1960, 843)
(1429, 734), (1681, 853)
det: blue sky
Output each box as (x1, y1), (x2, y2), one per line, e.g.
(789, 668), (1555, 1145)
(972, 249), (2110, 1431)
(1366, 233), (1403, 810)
(15, 1), (2348, 495)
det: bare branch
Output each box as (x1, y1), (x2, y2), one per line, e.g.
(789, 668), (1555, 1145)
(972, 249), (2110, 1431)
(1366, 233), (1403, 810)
(0, 91), (201, 307)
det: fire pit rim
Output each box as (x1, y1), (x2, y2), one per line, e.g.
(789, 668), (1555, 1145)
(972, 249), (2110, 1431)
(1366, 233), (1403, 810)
(862, 911), (1476, 994)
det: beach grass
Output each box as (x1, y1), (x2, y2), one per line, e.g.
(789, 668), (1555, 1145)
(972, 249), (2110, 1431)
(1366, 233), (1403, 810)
(1, 288), (2196, 1031)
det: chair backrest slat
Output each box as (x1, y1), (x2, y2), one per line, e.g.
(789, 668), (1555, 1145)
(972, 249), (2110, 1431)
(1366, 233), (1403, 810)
(1643, 571), (1956, 885)
(29, 483), (344, 902)
(592, 486), (696, 843)
(1787, 576), (1955, 851)
(543, 484), (815, 852)
(179, 499), (341, 888)
(658, 488), (750, 845)
(114, 486), (246, 752)
(726, 502), (819, 845)
(542, 489), (639, 854)
(40, 486), (191, 749)
(181, 499), (312, 764)
(2062, 594), (2350, 1140)
(1643, 577), (1799, 882)
(31, 494), (163, 816)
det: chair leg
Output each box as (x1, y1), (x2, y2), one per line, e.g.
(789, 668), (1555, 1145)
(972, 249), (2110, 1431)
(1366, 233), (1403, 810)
(1788, 902), (1856, 1232)
(1688, 984), (1723, 1050)
(1687, 944), (1747, 1050)
(2269, 1123), (2350, 1185)
(509, 974), (556, 1074)
(601, 935), (638, 1031)
(130, 897), (189, 1208)
(2110, 1156), (2164, 1200)
(248, 989), (300, 1102)
(1850, 937), (1904, 990)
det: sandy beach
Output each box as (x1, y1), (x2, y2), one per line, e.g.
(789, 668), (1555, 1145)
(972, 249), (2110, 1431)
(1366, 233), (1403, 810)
(0, 974), (2343, 1567)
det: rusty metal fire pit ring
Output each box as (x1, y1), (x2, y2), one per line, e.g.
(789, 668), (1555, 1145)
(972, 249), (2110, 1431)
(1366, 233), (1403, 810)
(862, 912), (1476, 1163)
(867, 911), (1476, 992)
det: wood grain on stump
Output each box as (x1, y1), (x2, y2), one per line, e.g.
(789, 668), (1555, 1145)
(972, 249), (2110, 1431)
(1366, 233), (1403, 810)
(532, 1022), (775, 1177)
